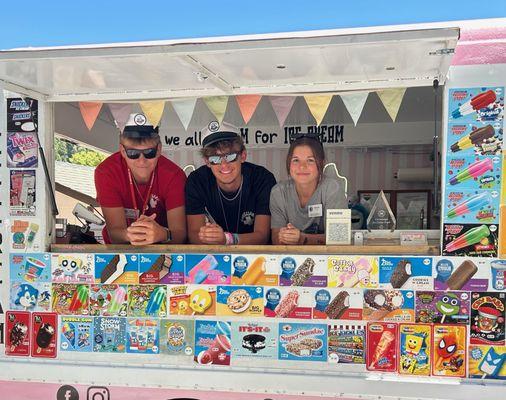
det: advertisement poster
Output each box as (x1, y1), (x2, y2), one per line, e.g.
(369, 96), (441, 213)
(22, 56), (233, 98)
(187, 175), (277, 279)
(6, 131), (38, 168)
(9, 219), (41, 252)
(231, 321), (278, 359)
(278, 323), (327, 362)
(9, 170), (36, 216)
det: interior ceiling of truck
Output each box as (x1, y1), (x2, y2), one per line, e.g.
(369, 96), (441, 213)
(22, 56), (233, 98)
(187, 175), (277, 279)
(0, 27), (459, 102)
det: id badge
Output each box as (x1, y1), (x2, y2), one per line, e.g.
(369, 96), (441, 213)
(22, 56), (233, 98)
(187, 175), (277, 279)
(125, 208), (140, 221)
(308, 204), (323, 218)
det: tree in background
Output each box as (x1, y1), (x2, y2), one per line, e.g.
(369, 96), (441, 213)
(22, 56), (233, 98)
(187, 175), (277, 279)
(55, 137), (106, 167)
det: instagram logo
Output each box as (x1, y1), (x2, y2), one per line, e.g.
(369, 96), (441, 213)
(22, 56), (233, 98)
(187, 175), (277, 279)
(87, 386), (110, 400)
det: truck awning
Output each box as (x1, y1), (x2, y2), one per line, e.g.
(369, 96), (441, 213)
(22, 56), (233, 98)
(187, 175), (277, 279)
(0, 26), (459, 102)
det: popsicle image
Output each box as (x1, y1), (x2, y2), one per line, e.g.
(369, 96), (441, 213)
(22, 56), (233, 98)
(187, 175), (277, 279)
(69, 285), (89, 312)
(107, 286), (127, 315)
(368, 330), (395, 368)
(478, 347), (506, 378)
(145, 286), (166, 315)
(452, 90), (496, 119)
(445, 260), (478, 290)
(449, 158), (493, 185)
(447, 192), (492, 219)
(444, 225), (490, 253)
(450, 125), (495, 152)
(187, 255), (218, 284)
(241, 256), (266, 285)
(62, 322), (76, 347)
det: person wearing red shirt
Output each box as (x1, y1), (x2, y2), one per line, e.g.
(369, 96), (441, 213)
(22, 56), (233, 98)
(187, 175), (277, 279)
(95, 113), (186, 245)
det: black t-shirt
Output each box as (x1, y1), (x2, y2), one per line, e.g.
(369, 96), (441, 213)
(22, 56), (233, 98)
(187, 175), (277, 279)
(185, 162), (276, 234)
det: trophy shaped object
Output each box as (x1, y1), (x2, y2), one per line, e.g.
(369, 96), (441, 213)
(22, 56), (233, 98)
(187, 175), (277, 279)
(367, 191), (396, 231)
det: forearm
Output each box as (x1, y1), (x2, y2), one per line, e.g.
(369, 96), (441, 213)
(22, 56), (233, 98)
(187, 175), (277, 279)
(169, 227), (187, 244)
(107, 227), (130, 244)
(299, 233), (326, 245)
(237, 230), (270, 245)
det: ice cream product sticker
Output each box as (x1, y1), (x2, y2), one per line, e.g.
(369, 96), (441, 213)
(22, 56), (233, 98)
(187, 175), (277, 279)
(51, 253), (94, 283)
(10, 253), (51, 283)
(167, 285), (216, 316)
(470, 292), (506, 345)
(449, 87), (504, 123)
(231, 321), (278, 359)
(127, 285), (167, 318)
(278, 255), (327, 287)
(126, 318), (159, 354)
(231, 254), (278, 286)
(468, 345), (506, 379)
(415, 291), (470, 325)
(5, 311), (31, 356)
(194, 320), (232, 366)
(138, 253), (184, 284)
(185, 254), (231, 285)
(442, 223), (498, 257)
(328, 323), (365, 364)
(89, 284), (128, 317)
(398, 323), (431, 375)
(10, 281), (51, 312)
(60, 316), (93, 352)
(312, 288), (363, 320)
(378, 257), (432, 290)
(434, 256), (492, 291)
(278, 323), (327, 362)
(264, 287), (312, 319)
(31, 312), (57, 358)
(51, 283), (90, 315)
(491, 260), (506, 290)
(328, 256), (379, 288)
(216, 285), (264, 317)
(93, 317), (126, 353)
(159, 319), (194, 356)
(94, 254), (139, 284)
(366, 322), (398, 372)
(363, 289), (414, 322)
(432, 324), (467, 377)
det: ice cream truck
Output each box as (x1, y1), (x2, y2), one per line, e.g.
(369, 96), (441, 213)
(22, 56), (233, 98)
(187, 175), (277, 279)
(0, 17), (505, 400)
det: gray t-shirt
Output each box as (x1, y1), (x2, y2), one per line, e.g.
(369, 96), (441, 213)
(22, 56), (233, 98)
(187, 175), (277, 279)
(270, 177), (348, 234)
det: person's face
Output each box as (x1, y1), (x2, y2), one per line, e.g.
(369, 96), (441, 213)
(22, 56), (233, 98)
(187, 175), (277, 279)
(120, 138), (161, 181)
(289, 145), (319, 186)
(205, 146), (246, 187)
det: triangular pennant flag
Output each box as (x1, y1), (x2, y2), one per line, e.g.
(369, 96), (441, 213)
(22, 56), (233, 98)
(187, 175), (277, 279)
(108, 103), (132, 132)
(269, 96), (297, 127)
(78, 102), (103, 131)
(171, 98), (197, 130)
(340, 92), (369, 126)
(140, 100), (166, 127)
(304, 95), (333, 126)
(236, 95), (262, 124)
(377, 88), (407, 121)
(203, 96), (229, 123)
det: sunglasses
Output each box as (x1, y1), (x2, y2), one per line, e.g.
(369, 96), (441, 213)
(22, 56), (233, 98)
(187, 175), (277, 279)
(208, 152), (240, 165)
(123, 146), (158, 160)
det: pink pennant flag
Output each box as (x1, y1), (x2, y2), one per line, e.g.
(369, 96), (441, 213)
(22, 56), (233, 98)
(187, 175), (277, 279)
(269, 96), (297, 127)
(108, 103), (132, 132)
(236, 95), (262, 124)
(79, 102), (103, 131)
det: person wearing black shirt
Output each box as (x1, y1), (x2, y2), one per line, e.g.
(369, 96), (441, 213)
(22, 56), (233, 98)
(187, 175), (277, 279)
(185, 121), (276, 245)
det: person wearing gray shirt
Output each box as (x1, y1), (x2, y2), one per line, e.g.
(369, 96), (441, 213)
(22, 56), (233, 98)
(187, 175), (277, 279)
(270, 135), (347, 245)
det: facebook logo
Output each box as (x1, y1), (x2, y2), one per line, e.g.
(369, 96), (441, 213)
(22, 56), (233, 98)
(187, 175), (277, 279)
(56, 385), (79, 400)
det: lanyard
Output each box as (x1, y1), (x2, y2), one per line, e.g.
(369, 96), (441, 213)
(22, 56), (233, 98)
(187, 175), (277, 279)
(127, 168), (155, 216)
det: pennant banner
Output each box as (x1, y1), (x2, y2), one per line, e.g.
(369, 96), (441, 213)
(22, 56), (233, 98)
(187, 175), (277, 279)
(140, 100), (166, 127)
(269, 96), (297, 128)
(304, 95), (333, 126)
(203, 96), (229, 123)
(108, 103), (132, 132)
(171, 98), (197, 130)
(340, 92), (369, 126)
(78, 102), (103, 131)
(377, 88), (407, 122)
(236, 95), (262, 124)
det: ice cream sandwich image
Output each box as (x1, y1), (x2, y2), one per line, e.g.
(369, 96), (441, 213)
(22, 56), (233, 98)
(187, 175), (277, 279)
(445, 260), (477, 290)
(100, 254), (127, 283)
(389, 260), (412, 288)
(146, 255), (172, 280)
(325, 291), (350, 319)
(242, 334), (266, 353)
(290, 258), (315, 286)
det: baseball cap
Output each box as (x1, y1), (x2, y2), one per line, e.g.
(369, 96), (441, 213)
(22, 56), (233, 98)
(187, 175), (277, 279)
(201, 121), (240, 148)
(122, 113), (159, 139)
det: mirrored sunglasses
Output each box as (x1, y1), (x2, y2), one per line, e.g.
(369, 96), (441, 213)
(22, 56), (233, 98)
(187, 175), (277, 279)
(124, 146), (158, 160)
(208, 152), (240, 165)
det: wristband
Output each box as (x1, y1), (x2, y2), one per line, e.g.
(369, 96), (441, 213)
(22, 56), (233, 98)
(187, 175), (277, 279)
(161, 227), (172, 243)
(224, 232), (234, 245)
(232, 233), (240, 245)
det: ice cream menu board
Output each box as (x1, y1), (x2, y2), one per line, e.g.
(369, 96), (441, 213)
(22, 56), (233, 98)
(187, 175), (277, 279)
(443, 87), (504, 257)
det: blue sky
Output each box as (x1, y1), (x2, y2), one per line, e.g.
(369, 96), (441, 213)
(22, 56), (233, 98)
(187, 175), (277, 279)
(0, 0), (504, 49)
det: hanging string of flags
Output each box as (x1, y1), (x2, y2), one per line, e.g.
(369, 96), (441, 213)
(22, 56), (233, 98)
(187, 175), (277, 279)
(78, 89), (407, 131)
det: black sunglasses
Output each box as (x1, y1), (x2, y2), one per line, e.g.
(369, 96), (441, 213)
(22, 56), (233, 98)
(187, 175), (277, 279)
(208, 152), (240, 165)
(123, 146), (158, 160)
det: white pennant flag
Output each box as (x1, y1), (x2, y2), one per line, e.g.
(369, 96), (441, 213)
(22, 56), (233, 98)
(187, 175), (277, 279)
(171, 98), (197, 130)
(340, 92), (369, 126)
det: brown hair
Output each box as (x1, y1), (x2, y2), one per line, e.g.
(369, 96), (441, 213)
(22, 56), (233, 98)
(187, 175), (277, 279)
(286, 136), (325, 177)
(201, 136), (246, 158)
(120, 134), (161, 146)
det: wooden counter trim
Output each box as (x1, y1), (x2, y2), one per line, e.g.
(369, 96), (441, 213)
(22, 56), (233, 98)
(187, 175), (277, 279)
(51, 243), (440, 255)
